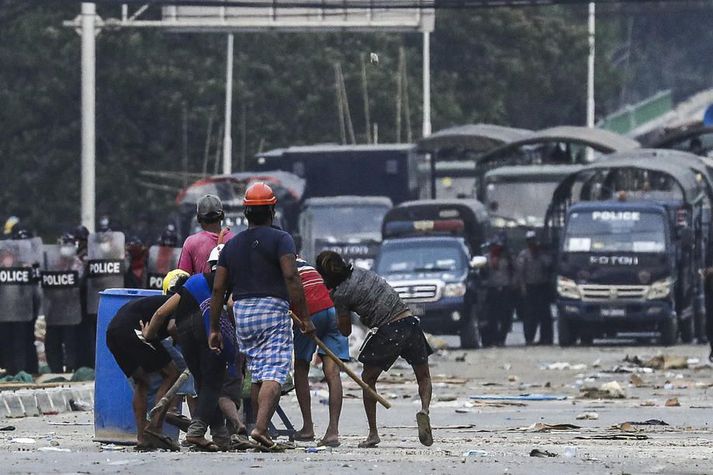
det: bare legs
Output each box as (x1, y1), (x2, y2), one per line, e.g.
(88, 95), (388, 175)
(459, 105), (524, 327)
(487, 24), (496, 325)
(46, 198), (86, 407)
(294, 357), (343, 445)
(358, 365), (383, 448)
(250, 380), (281, 447)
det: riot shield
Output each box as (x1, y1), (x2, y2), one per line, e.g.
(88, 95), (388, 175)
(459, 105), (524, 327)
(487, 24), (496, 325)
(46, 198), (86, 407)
(146, 246), (182, 290)
(86, 232), (125, 315)
(42, 244), (83, 326)
(0, 239), (43, 322)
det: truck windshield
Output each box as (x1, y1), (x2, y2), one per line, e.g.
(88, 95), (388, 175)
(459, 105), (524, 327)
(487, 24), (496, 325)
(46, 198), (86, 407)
(311, 205), (389, 242)
(376, 242), (465, 274)
(564, 210), (667, 253)
(486, 180), (560, 227)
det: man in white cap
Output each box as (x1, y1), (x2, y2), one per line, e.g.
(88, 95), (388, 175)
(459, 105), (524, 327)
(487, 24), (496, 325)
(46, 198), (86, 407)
(178, 194), (234, 275)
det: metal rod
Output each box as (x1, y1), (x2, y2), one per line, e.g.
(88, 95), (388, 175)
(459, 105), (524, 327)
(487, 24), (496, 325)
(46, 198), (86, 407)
(289, 312), (392, 409)
(586, 2), (595, 128)
(422, 31), (431, 137)
(223, 33), (234, 175)
(81, 2), (96, 233)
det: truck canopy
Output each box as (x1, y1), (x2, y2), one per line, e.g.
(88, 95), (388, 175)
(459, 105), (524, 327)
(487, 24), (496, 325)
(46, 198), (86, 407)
(417, 124), (532, 155)
(382, 199), (488, 251)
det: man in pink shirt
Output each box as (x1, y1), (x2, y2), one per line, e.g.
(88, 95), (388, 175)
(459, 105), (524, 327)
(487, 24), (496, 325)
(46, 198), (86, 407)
(178, 194), (235, 275)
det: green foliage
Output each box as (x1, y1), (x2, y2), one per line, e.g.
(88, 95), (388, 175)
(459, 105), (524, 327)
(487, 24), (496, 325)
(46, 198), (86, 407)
(0, 4), (630, 239)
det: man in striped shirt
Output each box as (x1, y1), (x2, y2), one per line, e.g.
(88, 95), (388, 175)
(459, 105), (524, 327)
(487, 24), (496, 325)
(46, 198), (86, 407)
(292, 257), (350, 448)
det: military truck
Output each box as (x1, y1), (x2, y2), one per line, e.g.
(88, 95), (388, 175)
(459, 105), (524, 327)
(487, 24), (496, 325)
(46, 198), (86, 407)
(298, 196), (392, 270)
(546, 150), (713, 345)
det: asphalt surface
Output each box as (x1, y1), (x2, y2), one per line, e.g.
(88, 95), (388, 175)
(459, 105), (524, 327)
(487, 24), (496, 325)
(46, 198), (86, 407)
(2, 322), (713, 474)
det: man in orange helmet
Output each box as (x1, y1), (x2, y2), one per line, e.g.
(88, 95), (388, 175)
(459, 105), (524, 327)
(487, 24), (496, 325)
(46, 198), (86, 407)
(208, 182), (314, 452)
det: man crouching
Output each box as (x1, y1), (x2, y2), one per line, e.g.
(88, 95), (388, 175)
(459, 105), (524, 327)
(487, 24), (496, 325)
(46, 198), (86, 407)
(316, 251), (433, 448)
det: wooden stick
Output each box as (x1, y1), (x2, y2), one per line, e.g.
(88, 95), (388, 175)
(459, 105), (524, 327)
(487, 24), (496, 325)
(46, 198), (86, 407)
(148, 369), (190, 419)
(289, 311), (391, 409)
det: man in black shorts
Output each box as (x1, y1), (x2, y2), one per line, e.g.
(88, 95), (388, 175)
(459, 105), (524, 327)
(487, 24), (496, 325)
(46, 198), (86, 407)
(106, 293), (181, 451)
(316, 251), (433, 448)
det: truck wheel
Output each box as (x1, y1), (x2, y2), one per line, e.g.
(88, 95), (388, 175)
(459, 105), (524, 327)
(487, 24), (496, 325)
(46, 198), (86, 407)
(460, 310), (481, 349)
(558, 317), (575, 347)
(680, 316), (694, 344)
(660, 318), (678, 346)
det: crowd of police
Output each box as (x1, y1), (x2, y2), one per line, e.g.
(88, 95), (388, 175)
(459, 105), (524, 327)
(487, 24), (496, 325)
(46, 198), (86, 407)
(0, 216), (182, 375)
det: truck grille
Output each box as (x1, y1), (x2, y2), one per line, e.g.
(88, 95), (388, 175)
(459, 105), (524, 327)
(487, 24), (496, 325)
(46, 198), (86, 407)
(579, 284), (649, 301)
(391, 283), (440, 303)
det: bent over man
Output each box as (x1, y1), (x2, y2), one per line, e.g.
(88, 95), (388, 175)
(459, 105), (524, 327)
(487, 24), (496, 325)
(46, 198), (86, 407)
(316, 251), (433, 448)
(209, 183), (314, 452)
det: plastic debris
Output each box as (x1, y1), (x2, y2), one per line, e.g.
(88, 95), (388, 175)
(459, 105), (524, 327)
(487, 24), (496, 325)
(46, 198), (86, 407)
(665, 397), (681, 407)
(462, 450), (488, 457)
(11, 438), (36, 444)
(69, 399), (92, 412)
(563, 446), (578, 458)
(576, 412), (599, 420)
(542, 362), (587, 371)
(305, 446), (327, 453)
(37, 447), (71, 452)
(470, 394), (567, 401)
(519, 423), (580, 432)
(530, 449), (557, 458)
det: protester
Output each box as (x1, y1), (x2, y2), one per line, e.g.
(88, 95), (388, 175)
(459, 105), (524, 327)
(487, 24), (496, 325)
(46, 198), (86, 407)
(516, 230), (554, 345)
(143, 262), (237, 451)
(105, 293), (180, 451)
(292, 257), (349, 447)
(316, 250), (433, 448)
(208, 182), (313, 452)
(178, 194), (234, 275)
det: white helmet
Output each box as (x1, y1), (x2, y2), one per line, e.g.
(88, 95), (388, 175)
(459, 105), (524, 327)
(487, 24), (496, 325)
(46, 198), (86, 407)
(207, 244), (224, 270)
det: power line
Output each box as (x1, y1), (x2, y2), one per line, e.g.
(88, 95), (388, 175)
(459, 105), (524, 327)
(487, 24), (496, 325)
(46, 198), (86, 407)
(42, 0), (713, 9)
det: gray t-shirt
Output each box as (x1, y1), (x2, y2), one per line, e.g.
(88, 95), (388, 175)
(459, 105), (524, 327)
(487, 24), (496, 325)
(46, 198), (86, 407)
(330, 268), (410, 328)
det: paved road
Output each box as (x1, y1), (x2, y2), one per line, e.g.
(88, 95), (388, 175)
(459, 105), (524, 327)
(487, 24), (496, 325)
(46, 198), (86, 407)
(1, 330), (712, 474)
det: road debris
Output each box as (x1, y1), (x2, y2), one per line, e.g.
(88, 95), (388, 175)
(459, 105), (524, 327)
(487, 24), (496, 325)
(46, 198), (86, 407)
(625, 354), (688, 370)
(610, 422), (638, 432)
(517, 423), (581, 432)
(580, 381), (626, 399)
(575, 434), (649, 441)
(625, 419), (669, 426)
(11, 438), (36, 444)
(576, 412), (599, 420)
(541, 362), (587, 371)
(629, 374), (645, 387)
(530, 448), (557, 458)
(470, 394), (567, 401)
(563, 446), (578, 458)
(665, 397), (681, 407)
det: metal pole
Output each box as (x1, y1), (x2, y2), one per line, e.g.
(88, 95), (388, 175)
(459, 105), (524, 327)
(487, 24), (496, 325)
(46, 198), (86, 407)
(422, 31), (432, 138)
(586, 2), (596, 128)
(223, 33), (234, 175)
(81, 2), (96, 233)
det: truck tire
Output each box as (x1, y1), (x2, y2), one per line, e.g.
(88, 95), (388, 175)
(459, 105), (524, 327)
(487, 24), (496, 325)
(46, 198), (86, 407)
(460, 309), (481, 349)
(558, 317), (575, 347)
(680, 316), (694, 344)
(660, 318), (678, 346)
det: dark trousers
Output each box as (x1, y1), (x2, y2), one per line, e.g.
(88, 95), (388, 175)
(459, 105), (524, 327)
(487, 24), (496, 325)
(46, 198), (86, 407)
(0, 322), (37, 375)
(176, 313), (225, 429)
(76, 315), (96, 369)
(484, 287), (514, 346)
(523, 283), (553, 345)
(46, 325), (79, 373)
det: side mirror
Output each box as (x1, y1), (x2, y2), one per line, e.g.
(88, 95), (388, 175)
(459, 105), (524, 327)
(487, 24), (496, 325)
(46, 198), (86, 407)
(470, 256), (488, 269)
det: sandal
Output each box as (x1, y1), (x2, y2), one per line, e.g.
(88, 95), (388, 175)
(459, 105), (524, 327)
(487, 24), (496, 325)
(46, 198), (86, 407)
(165, 412), (191, 432)
(134, 442), (157, 452)
(185, 436), (220, 452)
(416, 411), (433, 447)
(143, 429), (180, 452)
(230, 434), (259, 451)
(251, 432), (286, 453)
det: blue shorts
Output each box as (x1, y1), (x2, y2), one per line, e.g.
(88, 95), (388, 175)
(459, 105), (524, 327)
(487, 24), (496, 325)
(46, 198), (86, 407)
(294, 307), (350, 363)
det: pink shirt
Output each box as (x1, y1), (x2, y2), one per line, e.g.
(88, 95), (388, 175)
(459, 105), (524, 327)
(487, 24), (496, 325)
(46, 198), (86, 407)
(178, 230), (235, 275)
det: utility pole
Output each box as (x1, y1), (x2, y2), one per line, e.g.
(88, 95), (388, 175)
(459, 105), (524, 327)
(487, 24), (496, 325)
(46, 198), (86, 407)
(223, 33), (234, 175)
(422, 31), (432, 138)
(587, 2), (596, 128)
(80, 2), (96, 232)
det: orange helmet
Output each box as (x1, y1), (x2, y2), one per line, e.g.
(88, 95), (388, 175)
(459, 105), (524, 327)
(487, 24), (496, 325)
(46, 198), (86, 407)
(243, 182), (277, 206)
